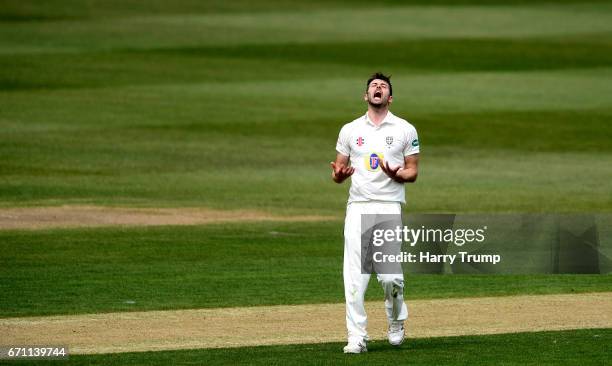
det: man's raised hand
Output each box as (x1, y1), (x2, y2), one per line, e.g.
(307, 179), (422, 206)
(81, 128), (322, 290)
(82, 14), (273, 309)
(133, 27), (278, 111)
(331, 161), (355, 183)
(380, 160), (403, 183)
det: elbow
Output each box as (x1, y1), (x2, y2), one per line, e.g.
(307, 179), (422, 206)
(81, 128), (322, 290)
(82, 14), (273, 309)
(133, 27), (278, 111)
(405, 172), (418, 183)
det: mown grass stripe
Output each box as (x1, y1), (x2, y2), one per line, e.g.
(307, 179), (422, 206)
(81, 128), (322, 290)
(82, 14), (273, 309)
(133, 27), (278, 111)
(13, 329), (612, 366)
(1, 223), (610, 318)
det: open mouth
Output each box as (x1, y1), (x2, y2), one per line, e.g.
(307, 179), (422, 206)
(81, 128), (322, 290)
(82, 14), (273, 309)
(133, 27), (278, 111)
(374, 91), (382, 98)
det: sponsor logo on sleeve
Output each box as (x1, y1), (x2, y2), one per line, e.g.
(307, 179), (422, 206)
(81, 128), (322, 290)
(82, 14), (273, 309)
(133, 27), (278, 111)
(411, 139), (419, 147)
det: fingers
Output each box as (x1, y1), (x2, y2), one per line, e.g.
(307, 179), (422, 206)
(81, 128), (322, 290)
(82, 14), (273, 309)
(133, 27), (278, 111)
(386, 161), (399, 174)
(381, 161), (399, 179)
(340, 166), (354, 176)
(385, 161), (392, 174)
(381, 161), (393, 175)
(380, 161), (389, 174)
(330, 161), (343, 174)
(331, 162), (354, 177)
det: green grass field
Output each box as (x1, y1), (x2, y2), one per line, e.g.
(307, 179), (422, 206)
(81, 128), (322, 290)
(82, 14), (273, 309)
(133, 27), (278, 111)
(7, 329), (610, 366)
(1, 1), (612, 213)
(1, 223), (610, 318)
(1, 0), (611, 365)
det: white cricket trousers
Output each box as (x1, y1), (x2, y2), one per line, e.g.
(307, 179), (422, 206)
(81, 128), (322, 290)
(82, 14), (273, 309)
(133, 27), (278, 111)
(343, 201), (408, 342)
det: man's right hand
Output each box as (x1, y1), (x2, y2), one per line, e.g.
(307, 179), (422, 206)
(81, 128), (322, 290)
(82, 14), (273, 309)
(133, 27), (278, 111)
(330, 161), (355, 184)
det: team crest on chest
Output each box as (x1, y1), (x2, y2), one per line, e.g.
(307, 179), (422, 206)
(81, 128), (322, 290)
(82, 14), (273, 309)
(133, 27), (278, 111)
(385, 136), (394, 146)
(356, 136), (365, 147)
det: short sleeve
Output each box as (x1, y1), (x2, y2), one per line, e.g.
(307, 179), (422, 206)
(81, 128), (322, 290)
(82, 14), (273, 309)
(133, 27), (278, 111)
(335, 124), (351, 156)
(403, 126), (420, 156)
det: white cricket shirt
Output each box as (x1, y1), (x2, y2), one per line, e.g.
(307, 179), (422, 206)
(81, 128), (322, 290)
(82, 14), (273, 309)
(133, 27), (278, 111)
(335, 111), (420, 204)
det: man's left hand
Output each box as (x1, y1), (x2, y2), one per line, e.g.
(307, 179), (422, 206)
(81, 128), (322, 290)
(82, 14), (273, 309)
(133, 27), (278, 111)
(380, 161), (404, 183)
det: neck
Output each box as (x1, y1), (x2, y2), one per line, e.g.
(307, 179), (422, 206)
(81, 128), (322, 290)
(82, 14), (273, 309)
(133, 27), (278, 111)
(367, 106), (389, 126)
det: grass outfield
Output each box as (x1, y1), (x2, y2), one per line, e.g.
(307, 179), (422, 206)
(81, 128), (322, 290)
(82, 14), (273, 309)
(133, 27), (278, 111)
(1, 222), (610, 318)
(12, 329), (611, 366)
(1, 1), (612, 213)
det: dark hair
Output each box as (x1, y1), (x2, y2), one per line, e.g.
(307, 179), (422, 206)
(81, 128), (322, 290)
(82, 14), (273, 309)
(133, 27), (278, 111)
(366, 72), (392, 96)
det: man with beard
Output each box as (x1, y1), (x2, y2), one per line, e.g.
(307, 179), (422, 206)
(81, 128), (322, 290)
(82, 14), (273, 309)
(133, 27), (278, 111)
(331, 72), (420, 353)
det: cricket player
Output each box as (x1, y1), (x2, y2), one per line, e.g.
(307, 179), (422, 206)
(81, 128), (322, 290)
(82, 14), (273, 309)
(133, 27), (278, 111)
(331, 72), (419, 353)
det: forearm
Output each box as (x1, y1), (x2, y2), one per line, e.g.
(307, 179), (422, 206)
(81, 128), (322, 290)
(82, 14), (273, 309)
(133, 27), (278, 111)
(395, 167), (418, 183)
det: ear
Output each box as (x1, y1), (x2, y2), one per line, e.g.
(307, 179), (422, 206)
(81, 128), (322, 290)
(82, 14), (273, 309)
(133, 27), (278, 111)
(363, 92), (369, 102)
(388, 95), (393, 104)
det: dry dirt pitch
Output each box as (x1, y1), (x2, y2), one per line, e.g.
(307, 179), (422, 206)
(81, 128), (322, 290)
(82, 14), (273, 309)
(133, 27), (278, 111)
(0, 205), (337, 230)
(2, 293), (610, 354)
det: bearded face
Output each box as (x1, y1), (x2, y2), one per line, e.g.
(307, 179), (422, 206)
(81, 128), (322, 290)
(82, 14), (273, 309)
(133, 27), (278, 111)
(365, 79), (392, 107)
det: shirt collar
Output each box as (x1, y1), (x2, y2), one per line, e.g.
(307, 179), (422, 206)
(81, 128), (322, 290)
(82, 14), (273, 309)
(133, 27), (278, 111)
(364, 110), (395, 127)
